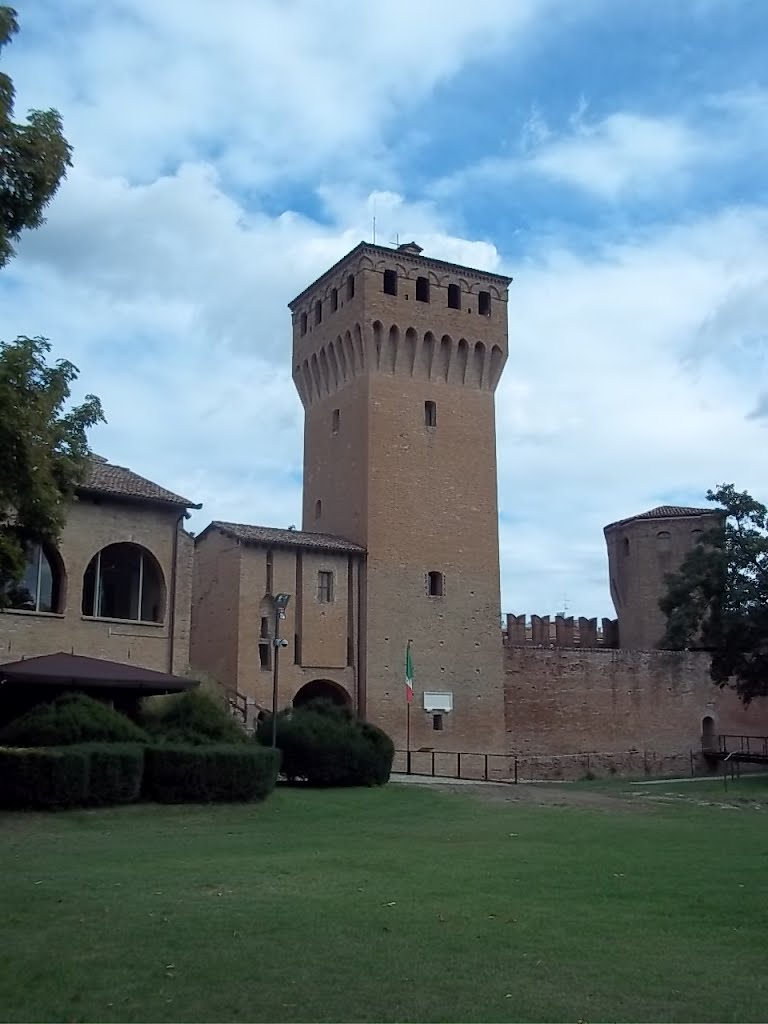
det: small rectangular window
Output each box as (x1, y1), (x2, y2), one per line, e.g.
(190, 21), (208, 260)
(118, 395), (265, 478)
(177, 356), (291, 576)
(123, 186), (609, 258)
(425, 400), (436, 428)
(332, 408), (340, 434)
(266, 551), (273, 594)
(259, 617), (271, 670)
(331, 287), (338, 312)
(447, 283), (461, 309)
(383, 269), (398, 295)
(427, 571), (444, 597)
(347, 274), (355, 299)
(433, 713), (444, 732)
(478, 290), (491, 316)
(315, 299), (322, 325)
(317, 570), (334, 603)
(300, 312), (307, 336)
(416, 276), (430, 303)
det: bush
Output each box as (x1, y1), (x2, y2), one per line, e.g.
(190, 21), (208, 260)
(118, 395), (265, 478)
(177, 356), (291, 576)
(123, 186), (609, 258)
(74, 743), (145, 806)
(256, 700), (394, 787)
(143, 744), (280, 803)
(0, 747), (89, 809)
(140, 690), (246, 746)
(0, 692), (150, 747)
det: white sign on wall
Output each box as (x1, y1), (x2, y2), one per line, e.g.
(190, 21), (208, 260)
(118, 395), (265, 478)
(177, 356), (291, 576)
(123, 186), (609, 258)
(423, 691), (453, 712)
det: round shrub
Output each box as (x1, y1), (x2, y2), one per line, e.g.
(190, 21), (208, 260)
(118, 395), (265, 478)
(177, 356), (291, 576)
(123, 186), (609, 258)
(143, 744), (280, 803)
(0, 747), (89, 810)
(256, 700), (394, 787)
(140, 690), (246, 746)
(0, 692), (150, 747)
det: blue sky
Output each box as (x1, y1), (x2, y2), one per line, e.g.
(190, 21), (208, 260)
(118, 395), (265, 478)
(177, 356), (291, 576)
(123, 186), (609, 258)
(2, 0), (767, 618)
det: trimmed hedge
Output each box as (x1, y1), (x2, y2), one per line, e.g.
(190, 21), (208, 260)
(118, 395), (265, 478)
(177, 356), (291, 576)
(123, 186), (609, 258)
(256, 700), (394, 787)
(143, 744), (280, 803)
(0, 692), (149, 747)
(0, 747), (89, 810)
(141, 690), (247, 746)
(75, 743), (145, 806)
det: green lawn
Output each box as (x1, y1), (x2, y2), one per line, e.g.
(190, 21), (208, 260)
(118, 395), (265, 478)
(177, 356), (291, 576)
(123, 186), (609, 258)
(1, 784), (768, 1023)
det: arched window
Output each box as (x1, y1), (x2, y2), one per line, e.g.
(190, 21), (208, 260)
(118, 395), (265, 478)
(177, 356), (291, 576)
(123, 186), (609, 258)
(314, 299), (322, 325)
(702, 715), (715, 750)
(346, 274), (355, 300)
(447, 283), (461, 309)
(300, 312), (307, 336)
(427, 571), (444, 597)
(82, 543), (165, 623)
(383, 269), (398, 295)
(657, 530), (671, 553)
(331, 287), (338, 312)
(6, 541), (64, 613)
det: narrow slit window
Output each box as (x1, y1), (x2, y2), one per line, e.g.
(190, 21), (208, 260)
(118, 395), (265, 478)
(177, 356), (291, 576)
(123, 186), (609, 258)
(346, 274), (355, 300)
(266, 550), (274, 594)
(314, 299), (322, 325)
(478, 290), (491, 316)
(383, 269), (398, 295)
(424, 400), (436, 428)
(447, 283), (461, 309)
(331, 287), (338, 312)
(300, 312), (307, 336)
(332, 408), (340, 434)
(416, 276), (430, 303)
(259, 616), (271, 670)
(427, 571), (444, 597)
(315, 499), (322, 520)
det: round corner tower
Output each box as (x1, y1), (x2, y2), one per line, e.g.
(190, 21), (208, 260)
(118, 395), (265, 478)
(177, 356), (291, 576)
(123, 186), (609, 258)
(604, 505), (722, 651)
(288, 240), (511, 753)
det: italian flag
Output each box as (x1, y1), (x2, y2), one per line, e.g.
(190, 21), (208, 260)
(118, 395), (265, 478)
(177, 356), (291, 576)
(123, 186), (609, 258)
(405, 642), (414, 705)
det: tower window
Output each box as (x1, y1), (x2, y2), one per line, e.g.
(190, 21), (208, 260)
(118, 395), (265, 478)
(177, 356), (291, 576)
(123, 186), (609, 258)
(346, 274), (355, 300)
(331, 287), (338, 312)
(433, 713), (444, 732)
(424, 400), (436, 428)
(300, 312), (307, 336)
(447, 283), (461, 309)
(266, 550), (273, 594)
(258, 616), (271, 670)
(416, 276), (430, 303)
(383, 269), (398, 295)
(332, 408), (340, 434)
(427, 571), (444, 597)
(315, 499), (322, 520)
(314, 299), (322, 325)
(478, 290), (491, 316)
(317, 570), (334, 603)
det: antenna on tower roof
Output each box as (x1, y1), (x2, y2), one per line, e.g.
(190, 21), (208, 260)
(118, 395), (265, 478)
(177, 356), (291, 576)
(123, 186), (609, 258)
(372, 196), (376, 245)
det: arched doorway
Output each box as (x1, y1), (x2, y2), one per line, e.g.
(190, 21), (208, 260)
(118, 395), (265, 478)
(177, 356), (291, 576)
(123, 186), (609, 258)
(293, 679), (351, 708)
(702, 715), (716, 750)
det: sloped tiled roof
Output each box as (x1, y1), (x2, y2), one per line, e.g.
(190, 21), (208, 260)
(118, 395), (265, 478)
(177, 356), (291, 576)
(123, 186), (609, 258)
(78, 456), (201, 509)
(604, 505), (718, 531)
(204, 520), (365, 554)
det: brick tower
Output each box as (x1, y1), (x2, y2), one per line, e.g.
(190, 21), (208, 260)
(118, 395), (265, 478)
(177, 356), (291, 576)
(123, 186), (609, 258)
(289, 241), (511, 753)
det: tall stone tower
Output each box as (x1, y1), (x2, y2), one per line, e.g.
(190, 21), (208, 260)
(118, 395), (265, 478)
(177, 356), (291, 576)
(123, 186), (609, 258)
(289, 241), (511, 752)
(604, 505), (722, 650)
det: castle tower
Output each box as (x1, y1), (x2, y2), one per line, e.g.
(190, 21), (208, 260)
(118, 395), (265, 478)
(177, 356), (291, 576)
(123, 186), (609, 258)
(604, 505), (722, 650)
(289, 241), (511, 752)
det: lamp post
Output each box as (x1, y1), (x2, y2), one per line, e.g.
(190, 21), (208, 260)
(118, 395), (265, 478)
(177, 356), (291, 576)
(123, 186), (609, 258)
(271, 593), (291, 748)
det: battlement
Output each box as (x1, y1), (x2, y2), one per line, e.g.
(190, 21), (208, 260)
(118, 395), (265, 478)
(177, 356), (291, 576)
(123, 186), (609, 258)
(502, 614), (619, 649)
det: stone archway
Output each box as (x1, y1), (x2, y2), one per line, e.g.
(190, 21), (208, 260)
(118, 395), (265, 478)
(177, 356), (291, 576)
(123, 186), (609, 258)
(702, 715), (716, 751)
(293, 679), (352, 708)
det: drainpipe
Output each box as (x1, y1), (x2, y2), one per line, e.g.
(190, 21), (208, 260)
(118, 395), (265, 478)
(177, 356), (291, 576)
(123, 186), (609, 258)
(168, 510), (185, 674)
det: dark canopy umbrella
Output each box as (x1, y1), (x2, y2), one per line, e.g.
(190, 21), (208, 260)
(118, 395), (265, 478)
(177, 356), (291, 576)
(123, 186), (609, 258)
(0, 652), (199, 696)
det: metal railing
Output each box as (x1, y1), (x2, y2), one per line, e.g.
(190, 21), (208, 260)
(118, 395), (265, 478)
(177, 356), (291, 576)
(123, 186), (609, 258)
(717, 734), (768, 758)
(394, 749), (515, 783)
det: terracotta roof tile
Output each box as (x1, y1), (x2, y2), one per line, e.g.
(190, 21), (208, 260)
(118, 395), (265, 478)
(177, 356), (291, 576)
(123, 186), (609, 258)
(78, 456), (200, 509)
(605, 505), (719, 531)
(206, 521), (365, 554)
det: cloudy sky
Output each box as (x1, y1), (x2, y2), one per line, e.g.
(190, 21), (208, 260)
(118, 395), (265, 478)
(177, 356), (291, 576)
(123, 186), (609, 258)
(2, 0), (767, 618)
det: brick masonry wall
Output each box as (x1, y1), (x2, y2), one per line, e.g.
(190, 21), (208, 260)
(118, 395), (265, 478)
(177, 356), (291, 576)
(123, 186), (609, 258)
(504, 645), (768, 778)
(190, 528), (242, 689)
(0, 497), (192, 673)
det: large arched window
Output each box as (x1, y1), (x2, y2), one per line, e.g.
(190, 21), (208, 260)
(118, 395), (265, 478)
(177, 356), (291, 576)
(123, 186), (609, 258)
(6, 542), (64, 613)
(82, 543), (165, 623)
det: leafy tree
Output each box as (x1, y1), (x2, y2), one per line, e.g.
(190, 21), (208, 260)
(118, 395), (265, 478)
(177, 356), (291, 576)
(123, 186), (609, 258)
(0, 336), (104, 603)
(660, 484), (768, 703)
(1, 6), (73, 267)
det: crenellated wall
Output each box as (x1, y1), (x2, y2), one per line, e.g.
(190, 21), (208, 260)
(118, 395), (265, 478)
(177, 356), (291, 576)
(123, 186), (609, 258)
(503, 613), (619, 649)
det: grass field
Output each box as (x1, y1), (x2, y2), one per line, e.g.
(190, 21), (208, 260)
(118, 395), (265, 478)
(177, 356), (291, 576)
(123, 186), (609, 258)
(2, 781), (768, 1023)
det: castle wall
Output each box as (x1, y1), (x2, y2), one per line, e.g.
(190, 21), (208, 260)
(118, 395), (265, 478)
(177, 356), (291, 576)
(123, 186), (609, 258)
(504, 644), (768, 778)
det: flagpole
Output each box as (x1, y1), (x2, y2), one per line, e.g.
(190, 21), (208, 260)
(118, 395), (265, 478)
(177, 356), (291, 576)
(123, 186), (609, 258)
(405, 639), (412, 774)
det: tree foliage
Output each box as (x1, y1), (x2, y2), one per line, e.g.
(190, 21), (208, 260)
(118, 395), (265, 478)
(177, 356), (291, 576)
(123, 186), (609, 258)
(660, 484), (768, 703)
(1, 6), (73, 267)
(0, 336), (104, 602)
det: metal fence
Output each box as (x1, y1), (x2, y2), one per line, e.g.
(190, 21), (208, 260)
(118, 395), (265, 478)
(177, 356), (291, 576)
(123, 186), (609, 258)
(394, 749), (515, 783)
